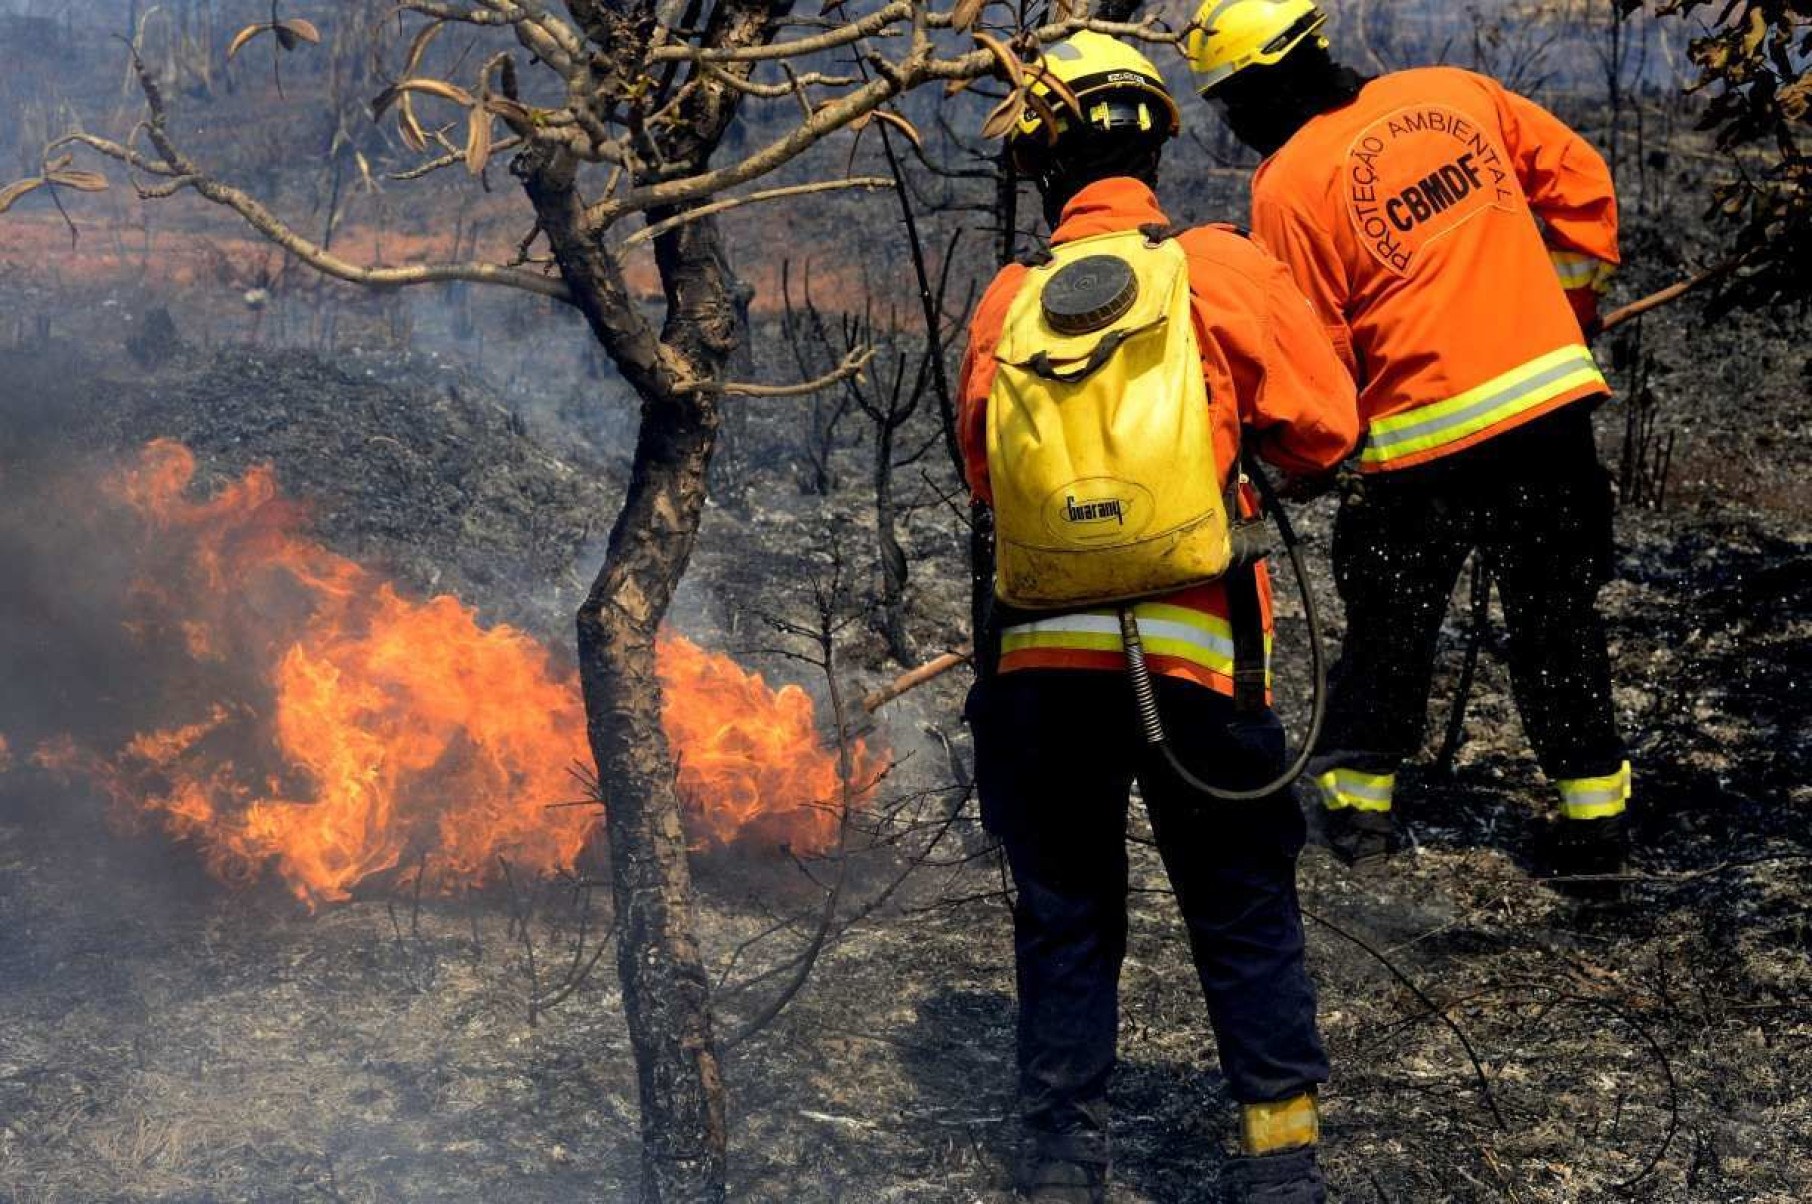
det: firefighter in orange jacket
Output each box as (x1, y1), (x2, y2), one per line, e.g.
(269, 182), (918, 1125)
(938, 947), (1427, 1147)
(1186, 0), (1632, 878)
(960, 31), (1358, 1204)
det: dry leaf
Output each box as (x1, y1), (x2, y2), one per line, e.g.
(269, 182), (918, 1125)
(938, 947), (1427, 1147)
(46, 170), (109, 192)
(0, 177), (45, 214)
(385, 23), (448, 155)
(1029, 59), (1080, 116)
(465, 108), (493, 175)
(873, 109), (924, 150)
(405, 78), (476, 107)
(951, 0), (986, 32)
(375, 77), (474, 154)
(980, 88), (1025, 140)
(1022, 89), (1063, 141)
(226, 23), (270, 61)
(484, 97), (535, 125)
(974, 32), (1024, 89)
(1742, 7), (1768, 55)
(398, 103), (428, 152)
(374, 78), (476, 113)
(405, 19), (443, 74)
(279, 17), (321, 44)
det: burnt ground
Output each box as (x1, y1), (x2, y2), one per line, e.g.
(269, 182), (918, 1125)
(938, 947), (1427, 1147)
(0, 259), (1806, 1204)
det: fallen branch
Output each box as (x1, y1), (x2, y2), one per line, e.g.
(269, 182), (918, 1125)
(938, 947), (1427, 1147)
(862, 644), (972, 714)
(1602, 252), (1754, 332)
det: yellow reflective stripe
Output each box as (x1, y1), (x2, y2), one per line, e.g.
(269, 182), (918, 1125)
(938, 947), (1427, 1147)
(1000, 606), (1272, 680)
(1557, 760), (1631, 820)
(1002, 627), (1129, 655)
(1550, 250), (1614, 292)
(1002, 625), (1235, 675)
(1241, 1093), (1320, 1156)
(1551, 248), (1609, 288)
(1362, 345), (1606, 465)
(1137, 602), (1236, 636)
(1314, 768), (1395, 813)
(1003, 612), (1233, 661)
(1003, 628), (1235, 672)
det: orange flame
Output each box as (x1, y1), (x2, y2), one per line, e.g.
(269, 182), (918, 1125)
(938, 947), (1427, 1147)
(37, 441), (872, 905)
(659, 638), (863, 852)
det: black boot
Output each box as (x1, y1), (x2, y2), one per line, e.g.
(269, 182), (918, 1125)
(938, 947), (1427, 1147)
(1019, 1157), (1108, 1203)
(1321, 807), (1399, 867)
(1547, 814), (1629, 900)
(1221, 1146), (1327, 1203)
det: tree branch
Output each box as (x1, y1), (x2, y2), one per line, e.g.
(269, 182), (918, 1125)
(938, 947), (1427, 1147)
(49, 80), (570, 302)
(390, 135), (526, 180)
(704, 346), (877, 398)
(1601, 251), (1757, 331)
(619, 177), (894, 248)
(399, 0), (582, 77)
(514, 141), (684, 399)
(649, 0), (918, 62)
(862, 646), (973, 714)
(592, 15), (1179, 223)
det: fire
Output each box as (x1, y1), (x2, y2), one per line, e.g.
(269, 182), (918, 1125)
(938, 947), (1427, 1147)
(33, 441), (872, 905)
(660, 638), (869, 851)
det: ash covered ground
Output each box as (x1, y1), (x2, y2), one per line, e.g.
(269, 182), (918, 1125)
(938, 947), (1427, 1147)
(0, 255), (1806, 1204)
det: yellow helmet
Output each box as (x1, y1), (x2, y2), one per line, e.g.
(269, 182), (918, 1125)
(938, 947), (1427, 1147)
(1009, 31), (1181, 150)
(1185, 0), (1329, 96)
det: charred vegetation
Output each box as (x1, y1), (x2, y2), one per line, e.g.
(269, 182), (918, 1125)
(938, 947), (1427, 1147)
(0, 1), (1805, 1201)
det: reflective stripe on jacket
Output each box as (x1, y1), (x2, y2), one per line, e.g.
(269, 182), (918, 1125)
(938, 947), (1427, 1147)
(958, 178), (1359, 693)
(1250, 66), (1620, 473)
(998, 587), (1276, 695)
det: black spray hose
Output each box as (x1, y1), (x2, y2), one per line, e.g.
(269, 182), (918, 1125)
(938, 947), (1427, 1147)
(1118, 467), (1329, 802)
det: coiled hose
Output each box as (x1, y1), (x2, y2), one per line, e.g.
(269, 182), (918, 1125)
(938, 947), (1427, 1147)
(1118, 466), (1328, 802)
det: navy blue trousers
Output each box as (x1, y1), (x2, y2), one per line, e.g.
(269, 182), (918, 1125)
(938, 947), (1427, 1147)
(1317, 402), (1627, 782)
(969, 669), (1329, 1162)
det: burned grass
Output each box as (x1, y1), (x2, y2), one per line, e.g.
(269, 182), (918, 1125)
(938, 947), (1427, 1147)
(0, 275), (1806, 1202)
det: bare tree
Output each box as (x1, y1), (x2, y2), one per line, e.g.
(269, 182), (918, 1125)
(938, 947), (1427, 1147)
(7, 3), (1179, 1198)
(780, 260), (858, 497)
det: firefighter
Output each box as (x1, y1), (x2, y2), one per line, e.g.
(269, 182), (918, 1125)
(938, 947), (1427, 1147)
(960, 31), (1359, 1203)
(1185, 1), (1632, 880)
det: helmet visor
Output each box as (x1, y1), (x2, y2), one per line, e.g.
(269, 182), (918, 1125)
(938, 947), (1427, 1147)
(1195, 8), (1326, 98)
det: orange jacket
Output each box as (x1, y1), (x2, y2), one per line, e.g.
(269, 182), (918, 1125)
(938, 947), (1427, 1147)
(959, 178), (1358, 692)
(1250, 66), (1620, 472)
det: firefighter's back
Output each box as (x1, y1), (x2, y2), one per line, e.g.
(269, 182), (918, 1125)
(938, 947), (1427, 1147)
(1253, 65), (1607, 472)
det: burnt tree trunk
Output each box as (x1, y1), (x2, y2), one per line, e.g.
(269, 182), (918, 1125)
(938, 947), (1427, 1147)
(519, 142), (739, 1203)
(578, 386), (726, 1203)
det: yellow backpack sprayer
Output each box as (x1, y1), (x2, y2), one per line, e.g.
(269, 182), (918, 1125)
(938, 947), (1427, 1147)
(985, 224), (1327, 802)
